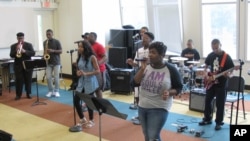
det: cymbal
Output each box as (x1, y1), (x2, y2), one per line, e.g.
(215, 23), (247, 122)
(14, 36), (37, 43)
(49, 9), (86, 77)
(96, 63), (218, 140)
(163, 58), (168, 61)
(187, 61), (200, 64)
(170, 56), (188, 61)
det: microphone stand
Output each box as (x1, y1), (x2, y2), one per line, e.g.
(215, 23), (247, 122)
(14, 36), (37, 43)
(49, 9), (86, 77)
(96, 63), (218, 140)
(67, 49), (77, 125)
(129, 38), (140, 110)
(235, 59), (244, 125)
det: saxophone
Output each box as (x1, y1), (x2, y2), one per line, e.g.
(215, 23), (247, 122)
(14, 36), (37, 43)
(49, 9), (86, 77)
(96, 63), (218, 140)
(16, 42), (23, 58)
(44, 40), (50, 61)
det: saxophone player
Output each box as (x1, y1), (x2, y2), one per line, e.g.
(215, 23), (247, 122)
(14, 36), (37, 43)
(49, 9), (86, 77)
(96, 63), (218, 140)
(43, 29), (62, 98)
(10, 32), (35, 100)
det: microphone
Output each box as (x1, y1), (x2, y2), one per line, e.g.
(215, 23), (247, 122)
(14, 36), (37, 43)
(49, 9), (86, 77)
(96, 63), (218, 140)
(74, 40), (82, 44)
(67, 49), (78, 53)
(239, 59), (244, 65)
(135, 58), (147, 61)
(132, 33), (139, 39)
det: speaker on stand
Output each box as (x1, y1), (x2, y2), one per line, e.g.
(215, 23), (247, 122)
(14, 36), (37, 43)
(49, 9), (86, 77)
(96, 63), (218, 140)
(108, 47), (127, 69)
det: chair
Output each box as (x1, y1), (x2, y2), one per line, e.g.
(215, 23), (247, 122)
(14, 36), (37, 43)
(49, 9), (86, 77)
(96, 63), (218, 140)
(225, 76), (246, 124)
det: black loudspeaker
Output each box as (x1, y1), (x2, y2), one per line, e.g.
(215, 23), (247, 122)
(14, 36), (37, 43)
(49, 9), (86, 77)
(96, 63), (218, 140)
(110, 69), (133, 94)
(0, 130), (12, 141)
(108, 47), (127, 68)
(109, 29), (140, 59)
(189, 88), (215, 112)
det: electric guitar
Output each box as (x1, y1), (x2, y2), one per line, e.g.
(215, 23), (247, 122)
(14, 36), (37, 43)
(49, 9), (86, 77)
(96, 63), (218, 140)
(204, 65), (240, 90)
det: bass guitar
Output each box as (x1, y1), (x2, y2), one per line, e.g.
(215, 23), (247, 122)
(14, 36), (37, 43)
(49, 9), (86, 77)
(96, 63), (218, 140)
(204, 65), (240, 90)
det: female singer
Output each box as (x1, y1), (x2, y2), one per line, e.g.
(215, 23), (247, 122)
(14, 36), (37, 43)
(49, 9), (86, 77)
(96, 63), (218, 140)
(69, 40), (100, 132)
(133, 41), (183, 141)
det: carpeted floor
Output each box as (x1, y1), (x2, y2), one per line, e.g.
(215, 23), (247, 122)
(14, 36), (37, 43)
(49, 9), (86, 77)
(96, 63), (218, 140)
(0, 88), (206, 141)
(1, 82), (249, 141)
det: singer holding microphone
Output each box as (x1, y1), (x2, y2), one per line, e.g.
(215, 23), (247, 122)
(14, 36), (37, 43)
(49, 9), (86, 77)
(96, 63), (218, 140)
(133, 41), (183, 141)
(10, 32), (35, 100)
(44, 29), (62, 98)
(126, 31), (154, 125)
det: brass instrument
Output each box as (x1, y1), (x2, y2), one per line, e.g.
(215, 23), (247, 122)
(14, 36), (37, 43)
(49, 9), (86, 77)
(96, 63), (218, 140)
(16, 42), (23, 58)
(44, 40), (50, 61)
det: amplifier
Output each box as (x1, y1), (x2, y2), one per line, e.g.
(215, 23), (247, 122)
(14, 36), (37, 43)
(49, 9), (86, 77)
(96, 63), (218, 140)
(189, 88), (215, 112)
(189, 88), (207, 112)
(110, 68), (134, 94)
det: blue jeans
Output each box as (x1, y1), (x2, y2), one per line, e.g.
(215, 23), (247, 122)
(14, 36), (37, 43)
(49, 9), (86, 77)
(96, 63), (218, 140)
(46, 64), (60, 92)
(139, 107), (168, 141)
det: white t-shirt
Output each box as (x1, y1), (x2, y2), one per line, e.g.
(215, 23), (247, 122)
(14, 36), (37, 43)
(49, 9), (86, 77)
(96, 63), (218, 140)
(139, 65), (173, 111)
(134, 47), (149, 66)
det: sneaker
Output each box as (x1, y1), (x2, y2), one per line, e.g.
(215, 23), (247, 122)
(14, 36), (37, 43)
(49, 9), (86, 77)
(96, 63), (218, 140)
(78, 118), (88, 126)
(198, 120), (212, 126)
(69, 125), (82, 132)
(46, 92), (53, 97)
(85, 120), (95, 128)
(131, 116), (139, 121)
(133, 119), (141, 125)
(215, 124), (221, 130)
(54, 92), (60, 97)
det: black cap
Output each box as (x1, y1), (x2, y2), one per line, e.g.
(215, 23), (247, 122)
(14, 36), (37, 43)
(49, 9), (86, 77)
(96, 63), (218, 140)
(81, 32), (89, 38)
(144, 32), (154, 40)
(16, 32), (24, 37)
(211, 39), (221, 44)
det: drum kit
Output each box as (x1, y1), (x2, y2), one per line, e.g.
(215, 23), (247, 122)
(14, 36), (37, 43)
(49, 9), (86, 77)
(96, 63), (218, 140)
(169, 56), (205, 92)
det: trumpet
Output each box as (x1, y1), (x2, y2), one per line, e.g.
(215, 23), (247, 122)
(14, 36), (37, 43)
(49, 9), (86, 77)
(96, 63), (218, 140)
(16, 42), (23, 58)
(44, 40), (50, 61)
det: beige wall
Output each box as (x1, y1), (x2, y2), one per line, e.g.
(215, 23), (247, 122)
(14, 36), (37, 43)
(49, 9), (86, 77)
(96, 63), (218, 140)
(53, 0), (83, 76)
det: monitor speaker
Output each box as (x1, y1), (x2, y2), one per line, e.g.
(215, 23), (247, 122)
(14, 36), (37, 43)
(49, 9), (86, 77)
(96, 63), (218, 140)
(108, 47), (127, 68)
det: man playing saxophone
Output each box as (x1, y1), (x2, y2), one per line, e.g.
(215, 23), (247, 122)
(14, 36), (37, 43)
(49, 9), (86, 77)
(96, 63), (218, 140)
(44, 29), (62, 98)
(10, 32), (35, 100)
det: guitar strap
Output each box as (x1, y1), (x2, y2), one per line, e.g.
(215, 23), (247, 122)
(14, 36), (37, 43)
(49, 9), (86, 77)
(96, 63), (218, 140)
(220, 52), (227, 69)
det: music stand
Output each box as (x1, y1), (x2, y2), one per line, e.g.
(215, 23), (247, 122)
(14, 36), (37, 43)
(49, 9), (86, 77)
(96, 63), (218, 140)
(76, 92), (127, 141)
(23, 59), (47, 106)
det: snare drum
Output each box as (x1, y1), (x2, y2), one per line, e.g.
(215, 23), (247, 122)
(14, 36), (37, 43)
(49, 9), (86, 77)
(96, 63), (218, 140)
(195, 68), (205, 78)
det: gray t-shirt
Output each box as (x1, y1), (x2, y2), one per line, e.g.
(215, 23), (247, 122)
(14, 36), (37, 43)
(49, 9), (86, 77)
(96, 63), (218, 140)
(139, 65), (173, 111)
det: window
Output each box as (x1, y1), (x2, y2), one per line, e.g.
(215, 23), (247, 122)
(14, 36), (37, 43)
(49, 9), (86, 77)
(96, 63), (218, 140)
(37, 15), (43, 51)
(120, 0), (147, 29)
(149, 0), (183, 53)
(120, 0), (183, 54)
(201, 0), (237, 59)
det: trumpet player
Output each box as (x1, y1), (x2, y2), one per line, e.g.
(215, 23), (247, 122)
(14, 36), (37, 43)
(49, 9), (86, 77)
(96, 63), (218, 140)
(10, 32), (35, 100)
(44, 29), (62, 98)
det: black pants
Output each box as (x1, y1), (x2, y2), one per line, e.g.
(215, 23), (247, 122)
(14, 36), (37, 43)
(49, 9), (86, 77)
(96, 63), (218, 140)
(14, 65), (33, 97)
(74, 91), (94, 120)
(203, 85), (226, 124)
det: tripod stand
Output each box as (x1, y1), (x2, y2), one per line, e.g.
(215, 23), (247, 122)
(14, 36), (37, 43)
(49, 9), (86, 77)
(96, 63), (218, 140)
(23, 59), (47, 106)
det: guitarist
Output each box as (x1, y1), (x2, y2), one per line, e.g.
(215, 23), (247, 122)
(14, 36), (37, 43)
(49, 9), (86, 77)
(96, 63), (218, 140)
(199, 39), (235, 131)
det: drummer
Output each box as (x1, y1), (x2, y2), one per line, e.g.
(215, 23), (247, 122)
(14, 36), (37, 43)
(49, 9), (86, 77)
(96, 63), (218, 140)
(181, 39), (200, 68)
